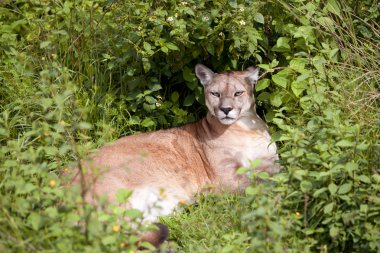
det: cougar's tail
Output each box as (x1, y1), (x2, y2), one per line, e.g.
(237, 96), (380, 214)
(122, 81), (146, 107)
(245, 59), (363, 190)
(140, 223), (169, 248)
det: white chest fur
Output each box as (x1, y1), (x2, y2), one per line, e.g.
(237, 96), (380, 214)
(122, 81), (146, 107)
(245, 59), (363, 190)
(228, 116), (278, 171)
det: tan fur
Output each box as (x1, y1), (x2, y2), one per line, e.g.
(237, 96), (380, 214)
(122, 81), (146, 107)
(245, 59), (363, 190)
(72, 64), (280, 245)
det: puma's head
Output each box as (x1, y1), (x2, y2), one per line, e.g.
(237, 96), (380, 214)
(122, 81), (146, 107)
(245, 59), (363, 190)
(195, 64), (260, 125)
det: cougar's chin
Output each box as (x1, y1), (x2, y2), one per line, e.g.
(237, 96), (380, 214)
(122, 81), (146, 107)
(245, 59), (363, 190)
(218, 116), (237, 125)
(214, 109), (240, 125)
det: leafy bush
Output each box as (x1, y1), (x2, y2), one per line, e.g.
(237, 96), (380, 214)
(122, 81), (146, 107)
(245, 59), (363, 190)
(0, 72), (155, 252)
(0, 0), (379, 252)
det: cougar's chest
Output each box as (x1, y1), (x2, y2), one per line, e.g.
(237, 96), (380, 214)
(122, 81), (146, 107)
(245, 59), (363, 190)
(232, 132), (274, 168)
(218, 120), (276, 169)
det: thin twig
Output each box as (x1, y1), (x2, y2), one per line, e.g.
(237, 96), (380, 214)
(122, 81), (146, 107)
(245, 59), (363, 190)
(258, 67), (288, 80)
(303, 193), (309, 229)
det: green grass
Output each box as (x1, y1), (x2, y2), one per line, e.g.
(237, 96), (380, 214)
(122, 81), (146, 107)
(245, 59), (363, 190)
(162, 193), (250, 252)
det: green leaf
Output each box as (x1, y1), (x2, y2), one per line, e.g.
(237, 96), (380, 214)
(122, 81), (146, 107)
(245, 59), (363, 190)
(329, 48), (339, 60)
(256, 79), (270, 91)
(296, 73), (310, 82)
(45, 207), (58, 218)
(300, 180), (313, 193)
(291, 81), (307, 97)
(257, 64), (270, 71)
(45, 146), (58, 156)
(236, 167), (249, 175)
(52, 29), (68, 36)
(257, 92), (270, 102)
(328, 183), (338, 195)
(66, 213), (80, 223)
(289, 59), (307, 73)
(139, 242), (156, 250)
(125, 209), (142, 219)
(270, 93), (282, 107)
(257, 172), (269, 180)
(329, 226), (339, 238)
(128, 116), (140, 125)
(327, 0), (341, 17)
(313, 187), (327, 198)
(250, 159), (262, 169)
(265, 110), (275, 122)
(360, 204), (368, 213)
(268, 222), (285, 236)
(358, 175), (371, 184)
(336, 140), (354, 147)
(317, 17), (335, 28)
(230, 59), (238, 69)
(294, 26), (315, 42)
(149, 84), (162, 91)
(102, 235), (116, 245)
(228, 1), (237, 8)
(40, 41), (51, 49)
(356, 142), (369, 151)
(255, 207), (266, 217)
(272, 37), (291, 52)
(116, 189), (132, 203)
(254, 13), (264, 24)
(338, 183), (352, 195)
(324, 202), (334, 214)
(113, 206), (125, 215)
(247, 28), (260, 49)
(141, 118), (155, 128)
(206, 44), (215, 55)
(142, 57), (151, 72)
(372, 174), (380, 184)
(78, 122), (92, 130)
(183, 94), (195, 107)
(165, 42), (179, 51)
(186, 81), (198, 90)
(28, 213), (42, 231)
(41, 98), (53, 111)
(221, 245), (235, 253)
(0, 128), (9, 137)
(59, 144), (71, 156)
(161, 46), (169, 53)
(272, 73), (288, 88)
(183, 66), (196, 82)
(245, 186), (257, 196)
(143, 41), (152, 51)
(145, 95), (157, 104)
(171, 91), (179, 102)
(17, 183), (36, 194)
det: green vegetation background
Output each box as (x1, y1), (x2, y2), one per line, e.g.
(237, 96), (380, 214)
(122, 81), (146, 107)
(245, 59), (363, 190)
(0, 0), (379, 252)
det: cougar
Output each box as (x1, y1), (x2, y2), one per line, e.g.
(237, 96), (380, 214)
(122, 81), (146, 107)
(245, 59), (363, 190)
(72, 64), (280, 247)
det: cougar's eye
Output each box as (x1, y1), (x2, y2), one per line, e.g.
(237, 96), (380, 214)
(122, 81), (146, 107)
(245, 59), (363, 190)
(234, 91), (244, 96)
(210, 92), (220, 97)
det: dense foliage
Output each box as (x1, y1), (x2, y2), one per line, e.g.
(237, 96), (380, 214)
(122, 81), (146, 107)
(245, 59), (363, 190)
(0, 0), (379, 252)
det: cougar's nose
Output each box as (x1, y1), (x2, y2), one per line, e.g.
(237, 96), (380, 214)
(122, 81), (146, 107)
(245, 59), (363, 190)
(220, 107), (233, 115)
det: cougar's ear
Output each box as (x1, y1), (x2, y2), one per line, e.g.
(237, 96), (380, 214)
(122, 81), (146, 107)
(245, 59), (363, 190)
(195, 64), (214, 86)
(245, 67), (260, 88)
